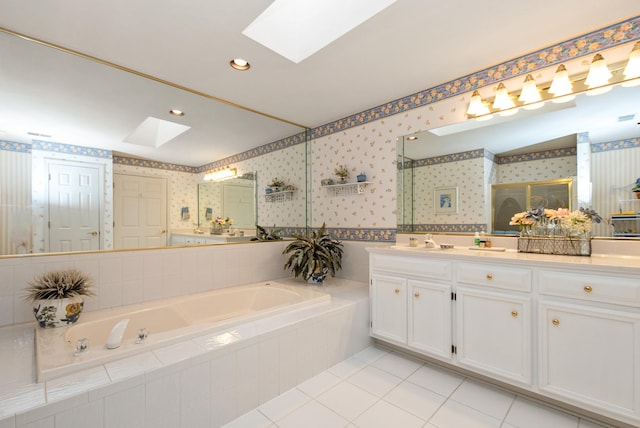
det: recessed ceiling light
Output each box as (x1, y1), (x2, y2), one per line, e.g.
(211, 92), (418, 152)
(230, 58), (251, 70)
(169, 109), (185, 116)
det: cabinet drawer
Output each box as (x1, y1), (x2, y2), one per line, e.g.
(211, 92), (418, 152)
(457, 262), (532, 292)
(539, 270), (640, 307)
(371, 254), (452, 281)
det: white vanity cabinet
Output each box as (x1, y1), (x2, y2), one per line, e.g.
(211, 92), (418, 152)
(456, 287), (532, 385)
(370, 253), (453, 361)
(407, 279), (452, 360)
(368, 248), (640, 427)
(455, 262), (533, 385)
(370, 274), (407, 344)
(538, 269), (640, 420)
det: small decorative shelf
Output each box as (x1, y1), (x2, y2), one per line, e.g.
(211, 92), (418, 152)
(322, 181), (371, 197)
(265, 190), (293, 202)
(611, 213), (640, 237)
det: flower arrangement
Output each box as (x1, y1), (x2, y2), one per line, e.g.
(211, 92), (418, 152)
(212, 216), (233, 226)
(334, 165), (349, 182)
(509, 206), (602, 236)
(632, 178), (640, 193)
(510, 206), (602, 256)
(210, 216), (233, 234)
(269, 178), (286, 189)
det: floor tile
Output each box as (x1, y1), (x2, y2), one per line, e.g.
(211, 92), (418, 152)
(449, 378), (515, 420)
(328, 357), (368, 379)
(352, 346), (389, 364)
(257, 388), (310, 422)
(353, 400), (425, 428)
(383, 380), (446, 421)
(406, 363), (465, 397)
(347, 365), (403, 397)
(222, 409), (273, 428)
(371, 351), (422, 379)
(297, 371), (342, 398)
(277, 400), (348, 428)
(317, 381), (378, 421)
(429, 399), (502, 428)
(504, 397), (579, 428)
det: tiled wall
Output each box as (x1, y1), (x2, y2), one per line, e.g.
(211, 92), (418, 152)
(0, 241), (293, 328)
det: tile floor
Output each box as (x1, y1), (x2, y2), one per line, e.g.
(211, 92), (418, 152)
(223, 345), (614, 428)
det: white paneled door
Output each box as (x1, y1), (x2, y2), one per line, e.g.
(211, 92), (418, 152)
(48, 161), (101, 252)
(113, 174), (167, 249)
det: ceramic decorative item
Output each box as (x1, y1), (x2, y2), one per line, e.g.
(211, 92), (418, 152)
(25, 269), (94, 328)
(32, 297), (84, 328)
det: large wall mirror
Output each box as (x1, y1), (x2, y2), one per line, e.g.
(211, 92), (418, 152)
(197, 173), (257, 231)
(397, 83), (640, 239)
(0, 29), (306, 257)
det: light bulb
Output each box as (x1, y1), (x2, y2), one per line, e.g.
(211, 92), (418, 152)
(622, 41), (640, 87)
(549, 65), (575, 103)
(466, 90), (490, 116)
(585, 53), (612, 95)
(492, 83), (515, 110)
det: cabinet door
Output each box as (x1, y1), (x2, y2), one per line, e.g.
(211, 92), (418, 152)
(408, 279), (452, 361)
(456, 286), (532, 385)
(371, 274), (406, 344)
(539, 301), (640, 417)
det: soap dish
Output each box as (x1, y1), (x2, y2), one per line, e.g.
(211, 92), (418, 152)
(440, 244), (454, 249)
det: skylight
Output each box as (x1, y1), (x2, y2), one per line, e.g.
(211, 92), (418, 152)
(124, 117), (190, 148)
(242, 0), (397, 64)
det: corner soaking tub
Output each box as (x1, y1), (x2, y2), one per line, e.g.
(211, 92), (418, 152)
(35, 281), (330, 381)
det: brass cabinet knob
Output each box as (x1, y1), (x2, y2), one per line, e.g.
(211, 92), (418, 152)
(88, 231), (98, 237)
(486, 274), (493, 280)
(583, 285), (593, 293)
(552, 319), (560, 326)
(414, 292), (420, 298)
(161, 229), (167, 234)
(511, 311), (518, 318)
(394, 288), (400, 294)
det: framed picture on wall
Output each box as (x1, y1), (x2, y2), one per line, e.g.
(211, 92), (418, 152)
(434, 186), (459, 214)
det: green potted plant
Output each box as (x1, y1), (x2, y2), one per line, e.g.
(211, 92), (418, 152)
(25, 269), (94, 328)
(283, 223), (343, 284)
(633, 178), (640, 199)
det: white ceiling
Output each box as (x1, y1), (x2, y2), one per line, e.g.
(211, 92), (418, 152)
(0, 1), (638, 166)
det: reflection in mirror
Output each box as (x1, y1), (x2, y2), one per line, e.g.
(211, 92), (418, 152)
(0, 29), (306, 256)
(197, 173), (257, 231)
(397, 83), (640, 238)
(492, 178), (573, 234)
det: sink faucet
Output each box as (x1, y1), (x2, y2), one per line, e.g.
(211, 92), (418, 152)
(424, 234), (437, 248)
(106, 319), (130, 349)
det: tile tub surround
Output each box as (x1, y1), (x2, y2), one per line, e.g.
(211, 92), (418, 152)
(0, 240), (294, 328)
(37, 281), (330, 382)
(0, 278), (371, 427)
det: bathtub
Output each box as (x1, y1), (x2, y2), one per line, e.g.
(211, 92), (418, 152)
(35, 281), (330, 381)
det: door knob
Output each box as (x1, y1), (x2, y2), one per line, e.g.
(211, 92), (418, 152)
(161, 229), (167, 234)
(552, 319), (560, 326)
(414, 292), (420, 298)
(583, 285), (592, 293)
(89, 231), (98, 237)
(511, 311), (518, 318)
(394, 288), (400, 294)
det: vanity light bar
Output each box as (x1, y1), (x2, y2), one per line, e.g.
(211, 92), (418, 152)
(466, 45), (640, 120)
(204, 167), (237, 181)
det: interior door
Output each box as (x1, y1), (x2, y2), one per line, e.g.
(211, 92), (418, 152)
(48, 161), (101, 252)
(222, 182), (254, 228)
(113, 174), (167, 249)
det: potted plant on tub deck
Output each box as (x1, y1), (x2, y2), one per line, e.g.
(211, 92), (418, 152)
(283, 223), (343, 284)
(25, 269), (94, 328)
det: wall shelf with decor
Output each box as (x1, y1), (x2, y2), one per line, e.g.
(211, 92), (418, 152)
(265, 190), (294, 202)
(611, 213), (640, 237)
(322, 182), (371, 197)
